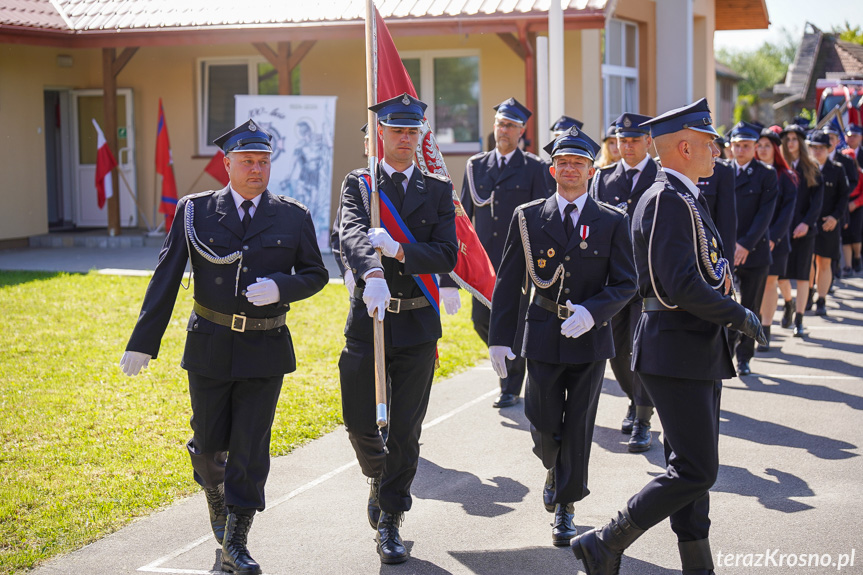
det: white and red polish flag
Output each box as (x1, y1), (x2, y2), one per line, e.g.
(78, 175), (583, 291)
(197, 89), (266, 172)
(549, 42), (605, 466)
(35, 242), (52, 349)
(92, 118), (118, 210)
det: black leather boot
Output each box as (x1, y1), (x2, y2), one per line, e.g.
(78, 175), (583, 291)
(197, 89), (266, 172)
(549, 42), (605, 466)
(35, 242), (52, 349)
(571, 508), (645, 575)
(679, 538), (715, 574)
(793, 313), (806, 337)
(543, 467), (555, 512)
(367, 477), (381, 529)
(376, 511), (408, 564)
(756, 326), (771, 352)
(221, 512), (261, 575)
(204, 484), (227, 544)
(552, 503), (577, 546)
(628, 420), (652, 452)
(621, 403), (635, 434)
(780, 300), (794, 328)
(806, 287), (815, 310)
(815, 296), (827, 316)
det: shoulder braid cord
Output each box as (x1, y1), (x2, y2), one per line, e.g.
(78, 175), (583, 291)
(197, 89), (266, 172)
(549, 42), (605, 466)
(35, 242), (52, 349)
(183, 198), (244, 296)
(647, 190), (730, 310)
(465, 156), (495, 219)
(517, 208), (566, 304)
(356, 171), (492, 309)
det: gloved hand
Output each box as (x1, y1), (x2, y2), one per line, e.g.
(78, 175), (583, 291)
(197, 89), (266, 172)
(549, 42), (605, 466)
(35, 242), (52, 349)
(489, 346), (516, 379)
(440, 287), (461, 315)
(246, 277), (280, 306)
(343, 269), (356, 296)
(560, 300), (595, 339)
(738, 308), (768, 346)
(120, 351), (151, 376)
(368, 228), (400, 259)
(363, 277), (391, 321)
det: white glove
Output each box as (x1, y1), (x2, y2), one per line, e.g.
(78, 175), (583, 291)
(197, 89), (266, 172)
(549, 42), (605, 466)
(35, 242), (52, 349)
(363, 277), (391, 321)
(368, 228), (400, 259)
(489, 346), (516, 379)
(343, 269), (356, 296)
(120, 351), (151, 376)
(440, 287), (461, 315)
(246, 277), (280, 306)
(560, 300), (595, 339)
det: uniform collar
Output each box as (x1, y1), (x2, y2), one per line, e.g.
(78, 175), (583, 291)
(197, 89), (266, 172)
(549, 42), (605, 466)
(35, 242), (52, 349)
(621, 154), (650, 173)
(229, 187), (262, 211)
(734, 159), (751, 173)
(380, 160), (415, 185)
(662, 167), (700, 199)
(554, 191), (588, 218)
(495, 147), (518, 165)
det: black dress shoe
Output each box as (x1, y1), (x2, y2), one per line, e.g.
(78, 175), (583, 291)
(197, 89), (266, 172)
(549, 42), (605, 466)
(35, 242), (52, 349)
(780, 300), (794, 328)
(737, 361), (751, 377)
(493, 393), (518, 408)
(552, 503), (577, 546)
(221, 513), (261, 575)
(543, 467), (555, 513)
(204, 484), (227, 544)
(367, 477), (381, 530)
(627, 420), (652, 452)
(756, 326), (771, 352)
(621, 403), (635, 435)
(376, 511), (408, 564)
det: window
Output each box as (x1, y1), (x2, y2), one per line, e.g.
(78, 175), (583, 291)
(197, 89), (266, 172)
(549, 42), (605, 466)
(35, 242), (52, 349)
(602, 19), (639, 130)
(401, 50), (481, 154)
(197, 57), (300, 155)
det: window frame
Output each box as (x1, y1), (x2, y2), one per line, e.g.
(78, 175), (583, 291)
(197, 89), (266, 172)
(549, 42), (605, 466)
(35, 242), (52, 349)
(602, 19), (640, 130)
(196, 56), (269, 156)
(399, 49), (482, 155)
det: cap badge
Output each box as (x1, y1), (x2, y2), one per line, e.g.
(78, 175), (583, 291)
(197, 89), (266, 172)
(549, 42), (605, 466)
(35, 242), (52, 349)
(402, 94), (410, 106)
(248, 121), (257, 132)
(571, 127), (579, 136)
(623, 117), (632, 128)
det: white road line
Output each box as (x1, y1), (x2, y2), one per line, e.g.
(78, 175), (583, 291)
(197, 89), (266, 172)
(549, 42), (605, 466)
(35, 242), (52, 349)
(745, 374), (862, 380)
(138, 384), (499, 574)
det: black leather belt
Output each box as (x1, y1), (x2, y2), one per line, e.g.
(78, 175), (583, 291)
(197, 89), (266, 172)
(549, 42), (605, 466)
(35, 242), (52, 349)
(642, 297), (681, 312)
(193, 301), (286, 332)
(353, 287), (431, 313)
(532, 294), (573, 320)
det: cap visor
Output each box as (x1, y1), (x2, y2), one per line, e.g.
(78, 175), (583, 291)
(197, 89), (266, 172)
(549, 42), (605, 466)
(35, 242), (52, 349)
(690, 125), (719, 137)
(229, 143), (273, 153)
(552, 149), (594, 161)
(616, 130), (649, 138)
(379, 118), (423, 127)
(495, 112), (525, 125)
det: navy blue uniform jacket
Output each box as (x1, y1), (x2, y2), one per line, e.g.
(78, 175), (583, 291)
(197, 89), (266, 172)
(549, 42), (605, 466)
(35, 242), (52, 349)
(819, 160), (851, 223)
(489, 194), (636, 365)
(126, 187), (329, 379)
(631, 174), (748, 381)
(734, 160), (778, 268)
(767, 169), (798, 255)
(696, 158), (738, 254)
(590, 157), (660, 219)
(789, 163), (823, 236)
(339, 166), (458, 347)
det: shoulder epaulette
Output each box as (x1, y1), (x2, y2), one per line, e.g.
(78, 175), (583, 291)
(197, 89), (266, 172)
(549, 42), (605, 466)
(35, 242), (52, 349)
(183, 189), (216, 201)
(277, 195), (309, 211)
(423, 170), (451, 183)
(596, 200), (626, 215)
(468, 151), (489, 162)
(516, 198), (545, 212)
(523, 150), (543, 162)
(598, 163), (617, 171)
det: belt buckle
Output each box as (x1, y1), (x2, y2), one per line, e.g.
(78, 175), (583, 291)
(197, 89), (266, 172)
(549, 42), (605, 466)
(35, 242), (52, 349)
(557, 305), (572, 320)
(231, 314), (247, 332)
(387, 298), (401, 314)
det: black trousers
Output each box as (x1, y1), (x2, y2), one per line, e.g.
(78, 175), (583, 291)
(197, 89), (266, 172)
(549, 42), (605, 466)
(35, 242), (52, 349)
(186, 372), (283, 512)
(524, 358), (605, 504)
(473, 298), (526, 395)
(627, 373), (721, 542)
(734, 265), (769, 362)
(339, 336), (437, 513)
(609, 300), (653, 408)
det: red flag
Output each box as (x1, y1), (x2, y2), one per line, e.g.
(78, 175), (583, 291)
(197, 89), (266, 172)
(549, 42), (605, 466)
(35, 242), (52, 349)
(92, 118), (117, 210)
(373, 7), (496, 306)
(156, 99), (179, 231)
(205, 149), (230, 187)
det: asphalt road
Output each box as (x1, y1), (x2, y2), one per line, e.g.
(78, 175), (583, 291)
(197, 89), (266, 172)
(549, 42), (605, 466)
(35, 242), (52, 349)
(9, 246), (863, 574)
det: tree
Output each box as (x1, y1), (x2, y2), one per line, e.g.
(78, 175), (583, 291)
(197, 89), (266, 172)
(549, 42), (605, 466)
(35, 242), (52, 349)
(833, 22), (863, 45)
(717, 29), (797, 99)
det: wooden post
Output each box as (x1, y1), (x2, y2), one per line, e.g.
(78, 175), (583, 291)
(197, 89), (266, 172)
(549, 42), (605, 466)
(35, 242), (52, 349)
(518, 24), (537, 154)
(278, 42), (292, 95)
(253, 41), (316, 96)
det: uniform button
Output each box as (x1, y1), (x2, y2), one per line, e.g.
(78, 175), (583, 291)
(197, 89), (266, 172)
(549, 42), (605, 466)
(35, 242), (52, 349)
(564, 288), (570, 294)
(614, 197), (619, 201)
(594, 250), (599, 255)
(193, 322), (198, 329)
(209, 237), (214, 243)
(494, 200), (499, 205)
(398, 271), (403, 276)
(516, 185), (520, 189)
(494, 216), (499, 221)
(627, 199), (632, 204)
(241, 290), (247, 296)
(242, 267), (248, 272)
(564, 256), (571, 262)
(421, 219), (426, 224)
(243, 245), (249, 251)
(602, 321), (608, 327)
(240, 312), (246, 316)
(565, 272), (571, 278)
(397, 292), (403, 297)
(352, 268), (357, 273)
(726, 322), (733, 327)
(493, 232), (498, 237)
(277, 239), (281, 245)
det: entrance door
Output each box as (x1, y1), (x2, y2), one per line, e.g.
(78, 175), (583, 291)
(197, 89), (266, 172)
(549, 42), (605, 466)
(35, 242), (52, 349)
(43, 90), (74, 228)
(71, 89), (137, 227)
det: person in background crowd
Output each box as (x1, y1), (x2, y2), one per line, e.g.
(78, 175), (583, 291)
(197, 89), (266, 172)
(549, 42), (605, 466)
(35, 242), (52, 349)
(697, 140), (738, 261)
(777, 124), (823, 337)
(807, 130), (850, 317)
(755, 127), (797, 352)
(840, 124), (863, 276)
(715, 136), (730, 160)
(595, 123), (621, 169)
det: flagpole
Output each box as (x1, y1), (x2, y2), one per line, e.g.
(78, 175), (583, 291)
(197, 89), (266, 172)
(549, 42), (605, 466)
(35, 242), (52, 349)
(366, 0), (388, 430)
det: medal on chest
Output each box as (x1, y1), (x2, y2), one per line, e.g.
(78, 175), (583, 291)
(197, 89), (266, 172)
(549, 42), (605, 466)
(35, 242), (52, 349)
(579, 225), (590, 250)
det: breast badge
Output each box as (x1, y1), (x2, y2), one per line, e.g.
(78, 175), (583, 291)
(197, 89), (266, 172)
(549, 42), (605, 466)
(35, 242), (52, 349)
(547, 248), (555, 258)
(710, 251), (718, 264)
(538, 258), (547, 268)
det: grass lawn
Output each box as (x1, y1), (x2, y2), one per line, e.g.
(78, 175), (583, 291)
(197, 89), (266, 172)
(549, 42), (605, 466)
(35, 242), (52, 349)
(0, 271), (486, 575)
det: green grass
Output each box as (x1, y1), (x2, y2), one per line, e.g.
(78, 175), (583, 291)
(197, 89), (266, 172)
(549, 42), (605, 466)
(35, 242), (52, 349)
(0, 271), (486, 575)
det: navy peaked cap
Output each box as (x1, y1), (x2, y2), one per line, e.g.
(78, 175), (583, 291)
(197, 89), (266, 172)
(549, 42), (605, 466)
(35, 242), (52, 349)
(781, 123), (807, 137)
(847, 124), (863, 136)
(543, 126), (600, 161)
(640, 98), (718, 138)
(494, 97), (532, 124)
(613, 113), (653, 137)
(604, 123), (618, 141)
(729, 121), (762, 142)
(370, 93), (427, 127)
(213, 119), (273, 153)
(806, 130), (831, 147)
(791, 115), (812, 128)
(551, 115), (584, 133)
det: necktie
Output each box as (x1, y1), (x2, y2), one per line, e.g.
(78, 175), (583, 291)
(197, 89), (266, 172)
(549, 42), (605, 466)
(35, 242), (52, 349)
(241, 200), (254, 233)
(695, 192), (710, 213)
(391, 172), (407, 196)
(625, 168), (639, 191)
(500, 156), (507, 171)
(563, 203), (577, 240)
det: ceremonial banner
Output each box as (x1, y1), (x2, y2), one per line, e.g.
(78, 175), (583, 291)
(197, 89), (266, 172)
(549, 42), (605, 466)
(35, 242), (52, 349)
(155, 99), (179, 231)
(204, 150), (230, 187)
(372, 6), (496, 306)
(235, 95), (337, 252)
